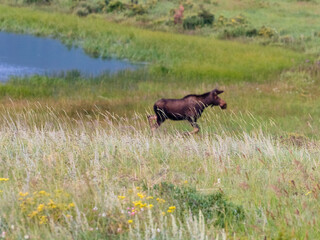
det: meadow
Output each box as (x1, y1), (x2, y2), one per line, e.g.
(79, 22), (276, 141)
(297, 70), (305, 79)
(0, 1), (320, 239)
(1, 105), (320, 239)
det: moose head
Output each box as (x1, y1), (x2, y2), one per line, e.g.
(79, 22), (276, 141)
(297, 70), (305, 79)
(209, 89), (227, 109)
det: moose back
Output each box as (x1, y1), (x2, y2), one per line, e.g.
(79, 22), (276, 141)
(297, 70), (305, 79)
(148, 89), (227, 134)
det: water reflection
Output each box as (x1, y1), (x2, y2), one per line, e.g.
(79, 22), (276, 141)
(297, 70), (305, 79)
(0, 32), (137, 81)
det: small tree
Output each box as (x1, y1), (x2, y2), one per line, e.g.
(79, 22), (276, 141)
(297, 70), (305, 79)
(174, 4), (184, 24)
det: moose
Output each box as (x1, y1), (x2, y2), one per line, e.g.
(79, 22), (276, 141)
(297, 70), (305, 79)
(148, 89), (227, 135)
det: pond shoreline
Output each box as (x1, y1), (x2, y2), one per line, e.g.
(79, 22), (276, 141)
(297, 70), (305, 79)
(0, 31), (139, 81)
(0, 4), (303, 83)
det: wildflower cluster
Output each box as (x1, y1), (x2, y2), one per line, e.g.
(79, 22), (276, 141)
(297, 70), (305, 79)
(258, 26), (277, 38)
(19, 190), (75, 225)
(117, 187), (177, 226)
(217, 15), (247, 27)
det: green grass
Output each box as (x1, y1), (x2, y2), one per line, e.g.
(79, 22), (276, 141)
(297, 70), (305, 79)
(1, 63), (320, 138)
(3, 0), (320, 52)
(0, 2), (319, 239)
(0, 108), (319, 239)
(0, 4), (304, 83)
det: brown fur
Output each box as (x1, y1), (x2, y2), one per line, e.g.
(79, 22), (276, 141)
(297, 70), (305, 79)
(148, 89), (227, 134)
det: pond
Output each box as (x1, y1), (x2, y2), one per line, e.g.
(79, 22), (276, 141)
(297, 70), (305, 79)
(0, 32), (138, 81)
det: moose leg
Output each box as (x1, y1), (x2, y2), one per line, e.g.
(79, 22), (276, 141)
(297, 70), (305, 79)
(147, 114), (163, 134)
(147, 115), (157, 127)
(189, 121), (200, 135)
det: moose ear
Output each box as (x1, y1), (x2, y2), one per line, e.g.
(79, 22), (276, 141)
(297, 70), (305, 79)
(212, 89), (224, 95)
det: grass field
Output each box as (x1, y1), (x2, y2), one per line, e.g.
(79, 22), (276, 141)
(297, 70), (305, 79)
(0, 4), (304, 82)
(1, 107), (320, 239)
(2, 0), (320, 53)
(0, 1), (320, 239)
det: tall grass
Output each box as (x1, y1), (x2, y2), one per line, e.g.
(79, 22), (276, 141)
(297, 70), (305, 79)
(0, 4), (304, 83)
(1, 65), (320, 138)
(0, 105), (319, 239)
(0, 2), (319, 239)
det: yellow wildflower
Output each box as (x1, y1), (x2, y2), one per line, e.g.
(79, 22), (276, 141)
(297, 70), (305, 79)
(146, 196), (154, 200)
(133, 200), (147, 208)
(141, 203), (147, 208)
(137, 193), (145, 199)
(148, 204), (154, 208)
(161, 211), (166, 216)
(66, 214), (72, 218)
(39, 216), (48, 225)
(156, 198), (165, 203)
(0, 178), (9, 182)
(28, 211), (38, 218)
(133, 200), (142, 206)
(184, 180), (188, 184)
(68, 203), (75, 208)
(136, 187), (141, 190)
(128, 219), (133, 224)
(118, 195), (125, 200)
(167, 206), (176, 213)
(48, 200), (57, 209)
(37, 204), (45, 212)
(38, 190), (50, 196)
(305, 191), (312, 196)
(19, 192), (29, 197)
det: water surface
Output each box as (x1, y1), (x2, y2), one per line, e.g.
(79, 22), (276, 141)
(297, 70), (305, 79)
(0, 32), (137, 81)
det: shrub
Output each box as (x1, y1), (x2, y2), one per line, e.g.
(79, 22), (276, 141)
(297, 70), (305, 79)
(245, 28), (258, 37)
(219, 27), (258, 39)
(126, 4), (147, 17)
(24, 0), (51, 4)
(153, 182), (245, 228)
(216, 14), (247, 27)
(183, 16), (204, 30)
(89, 1), (106, 13)
(198, 9), (214, 25)
(73, 1), (106, 17)
(174, 4), (184, 24)
(258, 26), (277, 38)
(183, 8), (214, 29)
(74, 6), (90, 17)
(107, 0), (125, 12)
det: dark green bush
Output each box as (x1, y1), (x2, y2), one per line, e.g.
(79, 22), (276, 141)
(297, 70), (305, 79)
(183, 16), (204, 30)
(24, 0), (51, 4)
(183, 9), (214, 30)
(219, 27), (258, 39)
(246, 28), (258, 37)
(153, 182), (245, 228)
(107, 1), (125, 12)
(198, 9), (214, 25)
